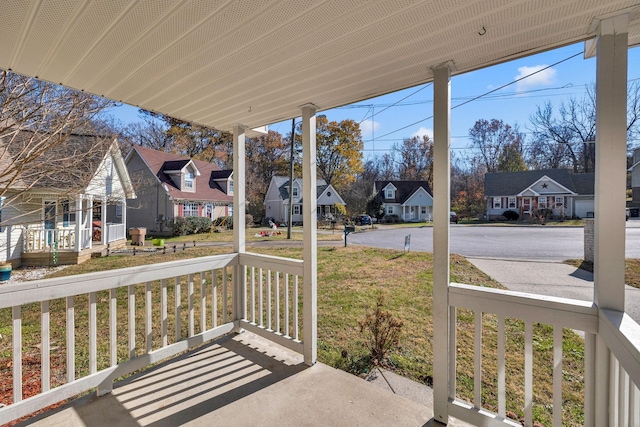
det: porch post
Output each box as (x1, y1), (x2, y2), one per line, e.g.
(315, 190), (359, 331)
(121, 198), (127, 231)
(593, 14), (628, 427)
(75, 195), (83, 252)
(432, 63), (452, 424)
(232, 125), (246, 330)
(87, 196), (93, 249)
(101, 196), (107, 245)
(301, 103), (318, 366)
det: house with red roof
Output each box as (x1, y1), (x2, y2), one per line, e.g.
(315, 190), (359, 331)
(125, 146), (233, 235)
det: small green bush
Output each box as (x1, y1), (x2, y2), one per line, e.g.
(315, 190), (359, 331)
(171, 216), (213, 236)
(213, 216), (233, 229)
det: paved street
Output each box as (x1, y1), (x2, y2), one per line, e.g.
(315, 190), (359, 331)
(347, 220), (640, 261)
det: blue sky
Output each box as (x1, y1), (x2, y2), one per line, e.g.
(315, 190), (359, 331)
(110, 41), (640, 162)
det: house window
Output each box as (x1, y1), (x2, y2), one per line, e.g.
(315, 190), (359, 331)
(421, 206), (427, 214)
(116, 204), (122, 218)
(292, 187), (298, 197)
(228, 204), (233, 217)
(508, 197), (516, 209)
(204, 204), (214, 219)
(387, 206), (395, 215)
(538, 196), (547, 209)
(385, 189), (394, 199)
(555, 196), (564, 207)
(293, 205), (301, 215)
(182, 203), (199, 217)
(228, 179), (233, 195)
(493, 198), (502, 209)
(184, 171), (194, 189)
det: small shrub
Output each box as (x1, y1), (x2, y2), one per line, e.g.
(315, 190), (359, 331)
(503, 210), (519, 221)
(359, 295), (403, 362)
(171, 216), (212, 236)
(245, 214), (253, 228)
(213, 216), (233, 229)
(171, 217), (189, 236)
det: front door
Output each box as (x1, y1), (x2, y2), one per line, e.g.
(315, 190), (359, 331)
(44, 201), (56, 229)
(522, 197), (531, 214)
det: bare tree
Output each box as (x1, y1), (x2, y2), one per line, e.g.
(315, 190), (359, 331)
(394, 135), (434, 185)
(0, 70), (116, 227)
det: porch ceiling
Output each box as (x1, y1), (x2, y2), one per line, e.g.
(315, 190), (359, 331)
(1, 1), (639, 133)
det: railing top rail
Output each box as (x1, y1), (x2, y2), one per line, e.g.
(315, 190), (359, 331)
(239, 252), (304, 276)
(0, 253), (239, 308)
(450, 283), (598, 333)
(600, 308), (640, 386)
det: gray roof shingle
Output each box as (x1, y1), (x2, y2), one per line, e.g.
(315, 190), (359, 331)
(484, 169), (594, 196)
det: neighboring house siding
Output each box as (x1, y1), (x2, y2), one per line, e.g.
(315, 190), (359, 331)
(126, 153), (173, 232)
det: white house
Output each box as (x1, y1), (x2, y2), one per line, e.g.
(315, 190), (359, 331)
(373, 180), (434, 222)
(264, 176), (345, 224)
(0, 134), (135, 266)
(484, 169), (595, 220)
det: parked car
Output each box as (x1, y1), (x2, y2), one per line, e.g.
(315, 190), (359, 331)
(354, 214), (372, 225)
(450, 211), (459, 224)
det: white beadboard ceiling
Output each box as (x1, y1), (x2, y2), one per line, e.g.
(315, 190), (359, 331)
(0, 0), (639, 133)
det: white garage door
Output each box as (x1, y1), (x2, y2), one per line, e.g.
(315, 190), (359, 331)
(575, 200), (594, 218)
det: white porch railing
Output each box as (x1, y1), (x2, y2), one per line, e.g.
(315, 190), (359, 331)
(448, 283), (640, 427)
(80, 227), (91, 249)
(24, 228), (75, 252)
(0, 252), (305, 425)
(105, 223), (125, 243)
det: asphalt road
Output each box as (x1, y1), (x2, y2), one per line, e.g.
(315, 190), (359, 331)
(347, 221), (640, 261)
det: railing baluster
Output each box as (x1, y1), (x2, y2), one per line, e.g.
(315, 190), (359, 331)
(611, 353), (619, 425)
(294, 275), (299, 340)
(285, 273), (290, 337)
(41, 300), (50, 392)
(584, 333), (596, 427)
(474, 310), (482, 408)
(267, 270), (272, 330)
(89, 292), (97, 374)
(175, 276), (181, 341)
(276, 272), (280, 333)
(553, 326), (563, 426)
(146, 282), (152, 353)
(243, 265), (247, 320)
(128, 285), (135, 359)
(161, 279), (167, 347)
(259, 268), (264, 327)
(619, 363), (628, 426)
(200, 272), (206, 333)
(632, 382), (640, 427)
(251, 267), (256, 323)
(66, 296), (75, 383)
(212, 270), (218, 328)
(449, 306), (457, 400)
(497, 314), (505, 417)
(223, 267), (228, 323)
(13, 306), (22, 403)
(110, 289), (116, 366)
(524, 321), (533, 427)
(188, 274), (194, 337)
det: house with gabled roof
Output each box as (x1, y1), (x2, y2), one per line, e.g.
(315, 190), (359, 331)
(125, 145), (233, 234)
(484, 169), (595, 220)
(373, 180), (434, 222)
(0, 133), (135, 266)
(264, 176), (345, 224)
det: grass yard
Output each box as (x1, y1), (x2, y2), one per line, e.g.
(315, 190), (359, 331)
(1, 246), (586, 426)
(154, 227), (343, 245)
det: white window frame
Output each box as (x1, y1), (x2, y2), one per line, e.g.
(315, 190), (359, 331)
(182, 203), (199, 217)
(184, 171), (194, 189)
(115, 204), (122, 218)
(421, 206), (427, 215)
(292, 186), (299, 197)
(538, 196), (547, 209)
(293, 204), (301, 215)
(555, 196), (564, 207)
(508, 197), (516, 209)
(228, 179), (233, 195)
(385, 189), (394, 199)
(493, 197), (502, 209)
(387, 205), (395, 214)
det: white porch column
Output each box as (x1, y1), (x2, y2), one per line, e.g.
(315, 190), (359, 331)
(432, 63), (452, 424)
(301, 104), (318, 366)
(232, 125), (246, 330)
(87, 195), (93, 249)
(121, 197), (126, 229)
(101, 196), (107, 245)
(75, 195), (83, 252)
(593, 14), (629, 427)
(232, 125), (246, 254)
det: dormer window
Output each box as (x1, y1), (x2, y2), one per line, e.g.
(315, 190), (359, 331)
(292, 187), (299, 197)
(228, 179), (234, 195)
(385, 188), (394, 199)
(184, 171), (194, 189)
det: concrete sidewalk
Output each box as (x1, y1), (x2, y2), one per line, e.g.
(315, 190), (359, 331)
(466, 257), (640, 323)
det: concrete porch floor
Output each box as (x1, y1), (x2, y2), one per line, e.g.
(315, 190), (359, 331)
(18, 331), (468, 427)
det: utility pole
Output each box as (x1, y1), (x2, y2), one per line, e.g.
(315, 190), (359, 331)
(287, 118), (295, 239)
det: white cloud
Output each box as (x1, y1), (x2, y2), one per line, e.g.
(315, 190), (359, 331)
(411, 127), (433, 139)
(514, 65), (557, 92)
(360, 119), (381, 138)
